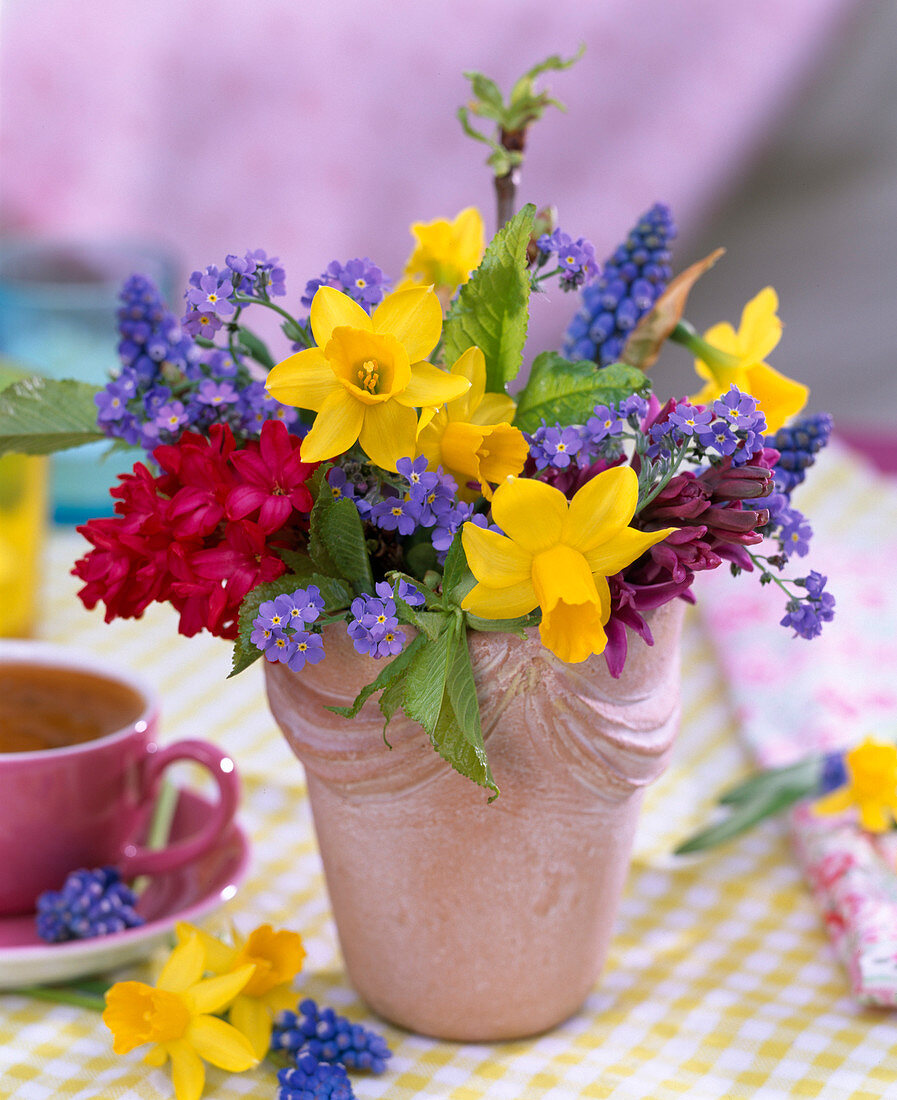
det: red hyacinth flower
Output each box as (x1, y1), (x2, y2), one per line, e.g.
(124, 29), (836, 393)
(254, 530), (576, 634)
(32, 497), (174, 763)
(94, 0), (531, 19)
(227, 420), (317, 533)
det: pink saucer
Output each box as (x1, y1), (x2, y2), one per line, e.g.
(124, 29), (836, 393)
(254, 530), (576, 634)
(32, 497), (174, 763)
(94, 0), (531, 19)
(0, 789), (250, 989)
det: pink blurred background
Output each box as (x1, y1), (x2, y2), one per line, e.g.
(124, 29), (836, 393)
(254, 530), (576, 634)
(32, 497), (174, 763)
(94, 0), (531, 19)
(1, 0), (894, 434)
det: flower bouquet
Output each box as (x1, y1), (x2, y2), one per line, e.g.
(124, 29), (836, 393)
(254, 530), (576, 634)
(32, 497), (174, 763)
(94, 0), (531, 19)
(0, 51), (835, 1039)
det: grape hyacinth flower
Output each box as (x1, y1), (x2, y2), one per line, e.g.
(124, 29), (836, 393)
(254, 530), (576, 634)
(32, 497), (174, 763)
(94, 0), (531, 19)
(36, 867), (144, 942)
(276, 1056), (355, 1100)
(819, 749), (849, 794)
(563, 202), (677, 365)
(272, 999), (392, 1075)
(770, 411), (835, 494)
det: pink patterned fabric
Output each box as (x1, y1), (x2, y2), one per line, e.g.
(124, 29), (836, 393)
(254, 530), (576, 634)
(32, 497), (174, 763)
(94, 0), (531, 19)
(0, 0), (852, 351)
(700, 442), (897, 1004)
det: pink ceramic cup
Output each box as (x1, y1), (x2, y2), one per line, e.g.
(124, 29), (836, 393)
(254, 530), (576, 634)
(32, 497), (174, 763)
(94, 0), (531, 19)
(0, 640), (241, 916)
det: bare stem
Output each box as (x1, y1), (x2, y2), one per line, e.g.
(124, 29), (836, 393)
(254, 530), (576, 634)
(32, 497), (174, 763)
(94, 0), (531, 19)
(494, 128), (527, 230)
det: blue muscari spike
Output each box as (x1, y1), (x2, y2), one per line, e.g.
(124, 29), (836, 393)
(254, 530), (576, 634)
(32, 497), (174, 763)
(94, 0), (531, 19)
(770, 412), (834, 494)
(35, 867), (144, 942)
(562, 202), (677, 366)
(277, 1055), (355, 1100)
(272, 999), (392, 1075)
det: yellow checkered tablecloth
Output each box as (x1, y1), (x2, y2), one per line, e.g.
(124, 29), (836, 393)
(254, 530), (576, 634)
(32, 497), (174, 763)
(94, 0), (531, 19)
(1, 503), (896, 1099)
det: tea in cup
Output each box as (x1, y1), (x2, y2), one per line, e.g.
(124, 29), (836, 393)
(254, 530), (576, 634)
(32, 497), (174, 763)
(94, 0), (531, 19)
(0, 640), (241, 916)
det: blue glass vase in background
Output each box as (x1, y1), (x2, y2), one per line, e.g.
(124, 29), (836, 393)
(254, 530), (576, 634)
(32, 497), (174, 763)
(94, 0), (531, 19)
(0, 240), (178, 524)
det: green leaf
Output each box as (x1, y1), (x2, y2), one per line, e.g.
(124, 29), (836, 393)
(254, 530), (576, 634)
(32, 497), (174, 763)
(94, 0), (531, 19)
(401, 619), (498, 796)
(393, 597), (447, 641)
(275, 549), (318, 578)
(509, 44), (586, 105)
(281, 318), (309, 344)
(0, 376), (106, 456)
(235, 327), (276, 370)
(718, 758), (822, 807)
(309, 494), (373, 593)
(327, 634), (426, 719)
(465, 71), (506, 117)
(308, 574), (354, 612)
(441, 532), (475, 606)
(466, 610), (540, 637)
(442, 205), (535, 391)
(513, 355), (649, 433)
(0, 361), (31, 393)
(674, 785), (809, 855)
(403, 540), (439, 580)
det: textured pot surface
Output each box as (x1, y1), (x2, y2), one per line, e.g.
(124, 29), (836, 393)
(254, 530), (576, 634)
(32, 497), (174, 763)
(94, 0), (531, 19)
(265, 601), (684, 1041)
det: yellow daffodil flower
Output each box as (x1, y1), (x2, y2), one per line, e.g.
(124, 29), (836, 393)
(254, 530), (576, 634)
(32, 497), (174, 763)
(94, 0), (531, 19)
(815, 739), (897, 832)
(265, 286), (470, 471)
(176, 921), (306, 1059)
(417, 346), (528, 500)
(401, 207), (485, 304)
(460, 468), (674, 663)
(691, 287), (808, 433)
(103, 933), (257, 1100)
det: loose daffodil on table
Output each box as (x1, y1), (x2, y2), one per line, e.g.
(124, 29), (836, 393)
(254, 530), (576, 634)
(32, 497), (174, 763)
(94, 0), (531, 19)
(815, 739), (897, 832)
(176, 920), (306, 1059)
(417, 346), (528, 499)
(690, 287), (808, 433)
(401, 206), (485, 303)
(265, 285), (469, 471)
(461, 467), (674, 663)
(103, 933), (257, 1100)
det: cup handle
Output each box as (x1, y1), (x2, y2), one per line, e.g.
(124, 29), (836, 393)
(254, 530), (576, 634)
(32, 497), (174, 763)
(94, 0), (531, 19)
(117, 740), (240, 879)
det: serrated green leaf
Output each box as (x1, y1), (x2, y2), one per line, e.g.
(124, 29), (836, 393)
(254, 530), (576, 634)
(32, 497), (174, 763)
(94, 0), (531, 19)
(308, 574), (354, 612)
(441, 532), (475, 606)
(442, 205), (534, 391)
(275, 549), (318, 578)
(309, 493), (372, 592)
(235, 327), (275, 370)
(0, 376), (106, 456)
(513, 355), (649, 433)
(394, 596), (448, 641)
(327, 633), (426, 720)
(402, 620), (497, 797)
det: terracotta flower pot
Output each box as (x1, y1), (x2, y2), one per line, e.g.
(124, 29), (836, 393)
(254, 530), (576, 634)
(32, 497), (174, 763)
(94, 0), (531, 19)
(264, 600), (684, 1042)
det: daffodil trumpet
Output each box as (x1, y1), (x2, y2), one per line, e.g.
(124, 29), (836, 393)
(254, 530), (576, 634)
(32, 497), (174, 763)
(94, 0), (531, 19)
(461, 468), (675, 664)
(416, 346), (528, 499)
(265, 285), (470, 472)
(102, 933), (258, 1100)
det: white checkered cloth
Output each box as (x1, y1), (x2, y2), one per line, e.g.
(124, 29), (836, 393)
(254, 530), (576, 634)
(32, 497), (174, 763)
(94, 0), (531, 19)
(2, 445), (896, 1098)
